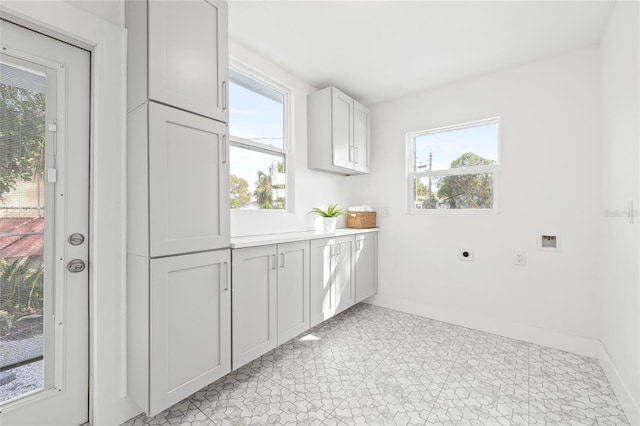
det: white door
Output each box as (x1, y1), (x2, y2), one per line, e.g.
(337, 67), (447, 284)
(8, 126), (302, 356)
(309, 238), (335, 327)
(147, 0), (228, 121)
(277, 241), (310, 345)
(149, 250), (231, 416)
(355, 233), (377, 303)
(331, 87), (353, 169)
(353, 101), (369, 174)
(231, 245), (277, 370)
(0, 20), (90, 426)
(148, 102), (230, 257)
(334, 236), (356, 314)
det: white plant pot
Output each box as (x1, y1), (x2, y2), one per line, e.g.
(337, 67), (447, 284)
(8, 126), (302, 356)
(323, 217), (337, 232)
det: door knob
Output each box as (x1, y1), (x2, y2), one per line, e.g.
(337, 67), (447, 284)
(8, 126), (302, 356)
(67, 259), (86, 273)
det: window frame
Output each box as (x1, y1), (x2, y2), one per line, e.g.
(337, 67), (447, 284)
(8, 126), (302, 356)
(406, 117), (501, 215)
(228, 61), (293, 212)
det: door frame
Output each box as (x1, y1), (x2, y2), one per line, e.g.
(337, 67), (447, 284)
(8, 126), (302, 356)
(0, 3), (139, 426)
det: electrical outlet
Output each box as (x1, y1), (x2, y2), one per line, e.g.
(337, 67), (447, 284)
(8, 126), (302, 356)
(383, 207), (390, 217)
(513, 251), (526, 266)
(459, 248), (474, 261)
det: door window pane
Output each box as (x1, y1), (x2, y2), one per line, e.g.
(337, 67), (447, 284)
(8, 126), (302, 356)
(0, 61), (46, 402)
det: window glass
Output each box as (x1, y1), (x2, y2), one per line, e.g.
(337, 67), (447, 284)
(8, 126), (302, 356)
(229, 68), (289, 210)
(411, 122), (498, 172)
(230, 146), (285, 210)
(229, 73), (284, 149)
(408, 119), (499, 212)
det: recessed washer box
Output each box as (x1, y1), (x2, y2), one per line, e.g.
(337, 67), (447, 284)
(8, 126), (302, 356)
(538, 232), (562, 252)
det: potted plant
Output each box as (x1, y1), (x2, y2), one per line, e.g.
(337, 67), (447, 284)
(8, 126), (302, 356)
(309, 204), (345, 232)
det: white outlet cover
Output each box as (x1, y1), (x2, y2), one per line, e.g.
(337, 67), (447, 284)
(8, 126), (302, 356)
(513, 251), (526, 266)
(458, 248), (474, 261)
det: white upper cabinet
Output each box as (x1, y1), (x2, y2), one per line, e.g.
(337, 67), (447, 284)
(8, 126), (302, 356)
(307, 86), (370, 175)
(127, 0), (229, 122)
(353, 100), (370, 174)
(128, 102), (230, 258)
(331, 88), (354, 170)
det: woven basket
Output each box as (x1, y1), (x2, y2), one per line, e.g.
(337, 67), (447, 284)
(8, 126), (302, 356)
(346, 211), (376, 229)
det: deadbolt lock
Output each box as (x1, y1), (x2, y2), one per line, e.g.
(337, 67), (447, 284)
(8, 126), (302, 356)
(68, 233), (85, 246)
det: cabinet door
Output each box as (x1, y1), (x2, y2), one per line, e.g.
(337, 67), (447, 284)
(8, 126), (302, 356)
(231, 245), (277, 369)
(334, 235), (356, 314)
(148, 102), (229, 257)
(353, 101), (369, 173)
(149, 250), (231, 416)
(148, 0), (228, 121)
(331, 87), (354, 169)
(277, 241), (310, 344)
(355, 233), (378, 303)
(310, 238), (335, 327)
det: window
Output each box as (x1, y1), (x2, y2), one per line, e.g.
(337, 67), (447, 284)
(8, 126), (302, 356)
(407, 118), (499, 213)
(229, 67), (290, 210)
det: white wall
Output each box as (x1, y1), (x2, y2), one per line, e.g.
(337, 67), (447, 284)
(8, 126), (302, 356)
(229, 41), (357, 236)
(358, 47), (601, 351)
(66, 0), (124, 27)
(599, 0), (640, 419)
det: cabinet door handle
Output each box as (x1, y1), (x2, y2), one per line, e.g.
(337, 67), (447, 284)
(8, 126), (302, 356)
(356, 240), (362, 251)
(280, 252), (285, 268)
(222, 80), (227, 111)
(271, 254), (276, 270)
(223, 261), (229, 291)
(336, 244), (341, 255)
(354, 147), (359, 164)
(222, 134), (228, 164)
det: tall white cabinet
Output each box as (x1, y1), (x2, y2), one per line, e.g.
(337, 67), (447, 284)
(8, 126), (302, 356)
(126, 0), (230, 417)
(308, 86), (370, 175)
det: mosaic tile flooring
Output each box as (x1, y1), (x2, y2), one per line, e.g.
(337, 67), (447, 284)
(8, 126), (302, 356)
(121, 304), (629, 426)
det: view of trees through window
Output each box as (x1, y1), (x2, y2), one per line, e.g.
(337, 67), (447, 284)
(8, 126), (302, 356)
(409, 120), (499, 210)
(228, 69), (287, 210)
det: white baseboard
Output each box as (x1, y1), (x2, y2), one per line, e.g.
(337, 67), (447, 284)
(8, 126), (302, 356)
(367, 293), (639, 424)
(597, 342), (640, 425)
(368, 293), (601, 357)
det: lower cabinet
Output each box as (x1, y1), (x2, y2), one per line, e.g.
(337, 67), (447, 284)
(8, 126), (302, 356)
(276, 241), (311, 345)
(310, 235), (356, 327)
(355, 232), (378, 303)
(231, 241), (310, 369)
(128, 249), (231, 416)
(231, 245), (277, 370)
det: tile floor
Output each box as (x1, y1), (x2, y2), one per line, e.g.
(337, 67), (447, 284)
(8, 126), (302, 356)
(122, 304), (629, 426)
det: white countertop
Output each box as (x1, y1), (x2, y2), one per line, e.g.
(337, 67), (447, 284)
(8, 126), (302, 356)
(230, 227), (379, 249)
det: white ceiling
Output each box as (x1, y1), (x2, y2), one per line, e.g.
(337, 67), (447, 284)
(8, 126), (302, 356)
(228, 0), (614, 105)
